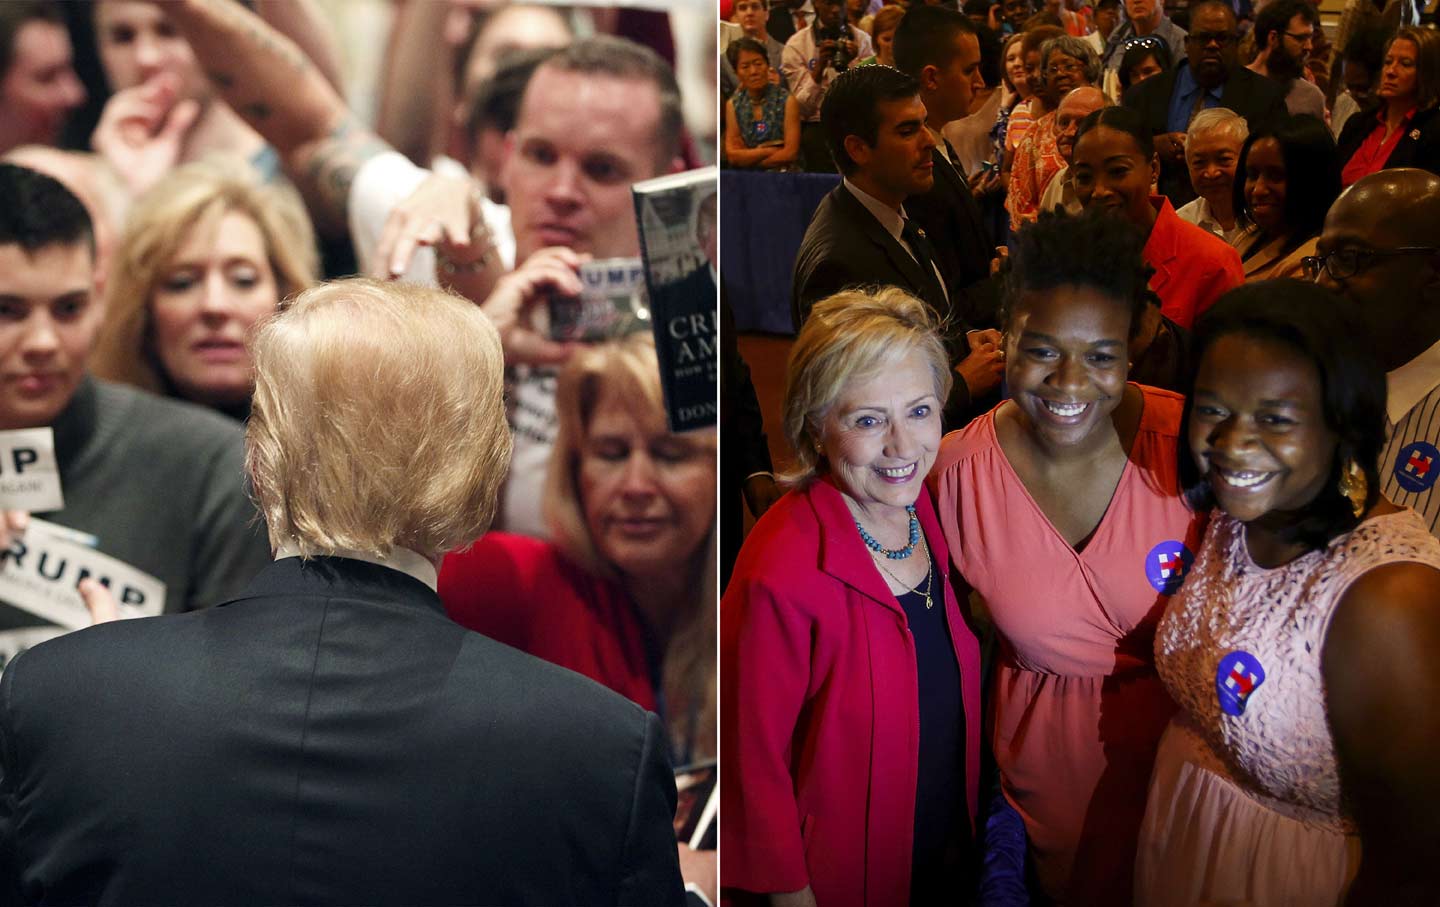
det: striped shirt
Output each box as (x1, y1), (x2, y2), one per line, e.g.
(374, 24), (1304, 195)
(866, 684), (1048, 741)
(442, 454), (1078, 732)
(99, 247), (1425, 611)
(1382, 340), (1440, 539)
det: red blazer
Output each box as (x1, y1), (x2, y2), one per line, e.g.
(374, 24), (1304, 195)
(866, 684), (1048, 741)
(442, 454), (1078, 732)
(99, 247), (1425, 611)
(720, 479), (983, 907)
(439, 533), (657, 713)
(1144, 195), (1244, 330)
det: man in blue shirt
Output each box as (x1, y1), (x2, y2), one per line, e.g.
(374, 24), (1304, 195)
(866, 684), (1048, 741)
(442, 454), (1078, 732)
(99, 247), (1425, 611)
(1122, 0), (1287, 206)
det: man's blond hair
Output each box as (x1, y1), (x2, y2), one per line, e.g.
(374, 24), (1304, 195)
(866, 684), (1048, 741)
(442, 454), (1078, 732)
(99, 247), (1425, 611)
(247, 278), (510, 559)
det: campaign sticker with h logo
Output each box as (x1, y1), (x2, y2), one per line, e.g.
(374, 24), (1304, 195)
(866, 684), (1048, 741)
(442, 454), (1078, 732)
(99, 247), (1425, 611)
(1394, 441), (1440, 494)
(1215, 651), (1266, 717)
(1144, 541), (1193, 595)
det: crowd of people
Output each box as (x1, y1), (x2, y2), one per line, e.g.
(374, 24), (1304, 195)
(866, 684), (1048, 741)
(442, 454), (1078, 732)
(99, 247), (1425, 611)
(721, 0), (1440, 903)
(0, 1), (717, 904)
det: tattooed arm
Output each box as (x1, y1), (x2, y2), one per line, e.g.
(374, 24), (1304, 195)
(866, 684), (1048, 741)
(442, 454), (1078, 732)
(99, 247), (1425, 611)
(168, 0), (387, 235)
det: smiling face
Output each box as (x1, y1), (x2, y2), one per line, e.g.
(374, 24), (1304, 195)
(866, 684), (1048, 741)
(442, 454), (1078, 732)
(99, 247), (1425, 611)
(579, 384), (717, 584)
(0, 241), (100, 430)
(1003, 0), (1034, 30)
(1185, 123), (1242, 204)
(1072, 125), (1159, 228)
(1378, 38), (1419, 105)
(819, 356), (942, 519)
(1189, 332), (1335, 524)
(1242, 136), (1287, 236)
(1005, 284), (1131, 450)
(505, 66), (667, 264)
(149, 210), (279, 408)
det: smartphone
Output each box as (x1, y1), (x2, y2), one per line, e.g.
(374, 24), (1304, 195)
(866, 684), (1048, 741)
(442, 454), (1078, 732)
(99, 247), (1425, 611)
(548, 258), (651, 342)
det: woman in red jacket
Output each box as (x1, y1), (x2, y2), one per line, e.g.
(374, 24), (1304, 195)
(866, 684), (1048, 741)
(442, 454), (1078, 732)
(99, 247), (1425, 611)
(721, 287), (984, 907)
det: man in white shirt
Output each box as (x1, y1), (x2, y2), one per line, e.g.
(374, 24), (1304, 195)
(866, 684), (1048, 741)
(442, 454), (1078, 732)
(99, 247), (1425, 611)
(782, 0), (872, 171)
(1314, 169), (1440, 537)
(1175, 106), (1248, 243)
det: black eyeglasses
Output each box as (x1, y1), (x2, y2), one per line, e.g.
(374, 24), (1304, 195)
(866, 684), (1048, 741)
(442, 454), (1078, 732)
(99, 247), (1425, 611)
(1301, 246), (1440, 281)
(1122, 35), (1165, 51)
(1185, 31), (1238, 46)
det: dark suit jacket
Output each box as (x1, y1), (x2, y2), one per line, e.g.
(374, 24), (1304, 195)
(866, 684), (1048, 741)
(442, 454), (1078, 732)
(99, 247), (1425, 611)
(1336, 105), (1440, 180)
(904, 147), (1003, 330)
(792, 181), (980, 420)
(1124, 63), (1290, 206)
(0, 557), (684, 906)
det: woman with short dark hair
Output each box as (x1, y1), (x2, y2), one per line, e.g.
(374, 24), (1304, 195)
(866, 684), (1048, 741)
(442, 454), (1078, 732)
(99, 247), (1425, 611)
(931, 209), (1208, 904)
(1136, 279), (1440, 905)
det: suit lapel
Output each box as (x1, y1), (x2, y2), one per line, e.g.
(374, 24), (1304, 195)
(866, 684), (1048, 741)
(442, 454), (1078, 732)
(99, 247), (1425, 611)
(837, 185), (934, 298)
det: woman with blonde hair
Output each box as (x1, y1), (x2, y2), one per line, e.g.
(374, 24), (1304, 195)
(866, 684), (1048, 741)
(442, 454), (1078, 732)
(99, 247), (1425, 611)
(721, 287), (983, 906)
(440, 331), (717, 762)
(91, 158), (318, 418)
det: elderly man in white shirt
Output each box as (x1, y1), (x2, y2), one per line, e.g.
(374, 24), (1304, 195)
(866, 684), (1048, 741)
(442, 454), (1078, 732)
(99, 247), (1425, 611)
(1175, 106), (1248, 244)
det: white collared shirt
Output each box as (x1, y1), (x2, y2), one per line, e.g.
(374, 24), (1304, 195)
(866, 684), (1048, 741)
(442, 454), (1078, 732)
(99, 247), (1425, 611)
(843, 178), (951, 305)
(273, 543), (439, 592)
(1381, 337), (1440, 540)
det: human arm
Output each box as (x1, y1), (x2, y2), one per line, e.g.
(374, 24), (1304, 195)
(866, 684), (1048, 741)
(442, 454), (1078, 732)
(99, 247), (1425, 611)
(1323, 562), (1440, 905)
(719, 575), (818, 899)
(373, 0), (456, 166)
(254, 0), (345, 94)
(617, 710), (687, 907)
(763, 96), (803, 167)
(724, 103), (776, 168)
(780, 38), (828, 120)
(369, 170), (503, 301)
(167, 0), (389, 236)
(478, 247), (584, 366)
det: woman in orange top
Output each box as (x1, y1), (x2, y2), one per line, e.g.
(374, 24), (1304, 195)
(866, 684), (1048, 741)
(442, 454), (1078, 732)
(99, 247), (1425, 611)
(1071, 105), (1244, 329)
(930, 209), (1207, 903)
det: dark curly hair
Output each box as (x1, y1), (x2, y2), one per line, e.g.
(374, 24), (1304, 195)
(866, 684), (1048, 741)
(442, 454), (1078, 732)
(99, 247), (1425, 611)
(1002, 207), (1154, 337)
(1179, 279), (1386, 549)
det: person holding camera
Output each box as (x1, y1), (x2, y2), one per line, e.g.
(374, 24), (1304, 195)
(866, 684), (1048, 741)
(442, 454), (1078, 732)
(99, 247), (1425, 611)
(781, 0), (872, 172)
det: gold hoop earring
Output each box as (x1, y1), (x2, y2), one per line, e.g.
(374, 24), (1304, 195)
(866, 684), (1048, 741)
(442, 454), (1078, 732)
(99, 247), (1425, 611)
(1338, 457), (1367, 519)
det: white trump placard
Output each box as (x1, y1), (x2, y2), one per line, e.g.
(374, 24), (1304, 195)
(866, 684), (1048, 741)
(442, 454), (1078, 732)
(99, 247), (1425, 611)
(0, 428), (63, 513)
(0, 518), (165, 632)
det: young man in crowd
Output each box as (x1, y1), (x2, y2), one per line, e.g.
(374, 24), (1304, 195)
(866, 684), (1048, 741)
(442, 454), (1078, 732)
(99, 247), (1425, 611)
(0, 1), (84, 156)
(1247, 0), (1326, 120)
(0, 163), (270, 665)
(781, 0), (872, 172)
(1314, 169), (1440, 540)
(1123, 0), (1286, 206)
(722, 0), (785, 99)
(792, 65), (1002, 426)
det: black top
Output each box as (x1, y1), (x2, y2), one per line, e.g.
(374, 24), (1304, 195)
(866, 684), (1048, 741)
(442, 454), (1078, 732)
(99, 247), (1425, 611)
(896, 555), (969, 904)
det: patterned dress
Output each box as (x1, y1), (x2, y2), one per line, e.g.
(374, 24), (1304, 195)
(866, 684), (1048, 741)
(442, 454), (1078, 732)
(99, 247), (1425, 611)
(1137, 509), (1440, 906)
(730, 83), (790, 149)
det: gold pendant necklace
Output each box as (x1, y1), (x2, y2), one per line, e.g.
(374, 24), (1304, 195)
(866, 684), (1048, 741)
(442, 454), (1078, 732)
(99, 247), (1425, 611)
(872, 533), (935, 609)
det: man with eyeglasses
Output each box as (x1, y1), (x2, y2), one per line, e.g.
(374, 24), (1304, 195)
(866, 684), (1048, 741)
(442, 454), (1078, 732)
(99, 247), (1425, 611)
(1310, 168), (1440, 538)
(1122, 0), (1286, 206)
(1246, 0), (1326, 121)
(1101, 0), (1186, 75)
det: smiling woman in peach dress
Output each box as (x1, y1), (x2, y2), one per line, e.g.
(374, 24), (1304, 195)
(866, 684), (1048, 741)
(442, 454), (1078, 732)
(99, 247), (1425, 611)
(929, 208), (1207, 904)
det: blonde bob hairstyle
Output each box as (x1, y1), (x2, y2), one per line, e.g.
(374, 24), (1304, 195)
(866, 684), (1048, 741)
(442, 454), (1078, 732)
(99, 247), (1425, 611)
(246, 278), (511, 560)
(544, 331), (717, 759)
(91, 157), (318, 396)
(783, 286), (952, 486)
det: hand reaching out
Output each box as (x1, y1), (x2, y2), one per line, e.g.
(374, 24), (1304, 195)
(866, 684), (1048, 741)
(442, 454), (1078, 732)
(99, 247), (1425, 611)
(91, 73), (201, 198)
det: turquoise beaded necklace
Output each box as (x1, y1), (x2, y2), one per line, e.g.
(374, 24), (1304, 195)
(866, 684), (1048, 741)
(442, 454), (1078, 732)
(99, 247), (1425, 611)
(854, 504), (921, 560)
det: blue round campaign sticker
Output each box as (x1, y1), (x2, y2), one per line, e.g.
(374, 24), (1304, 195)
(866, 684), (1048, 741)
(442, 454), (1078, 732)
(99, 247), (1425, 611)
(755, 121), (768, 135)
(1144, 541), (1193, 595)
(1215, 651), (1267, 717)
(1393, 441), (1440, 494)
